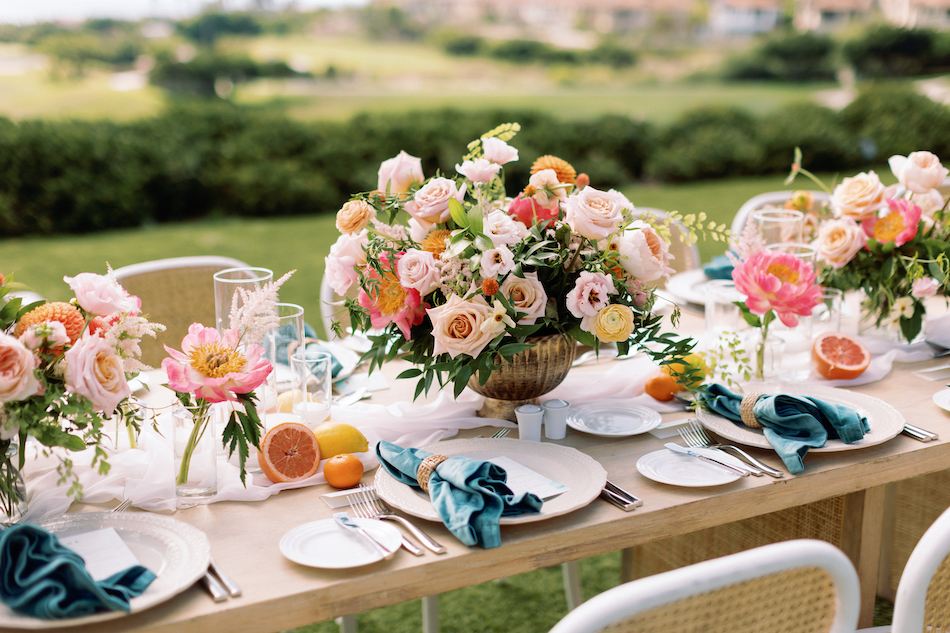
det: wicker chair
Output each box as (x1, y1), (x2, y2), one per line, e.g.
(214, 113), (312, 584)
(731, 190), (831, 237)
(550, 540), (860, 633)
(113, 256), (250, 368)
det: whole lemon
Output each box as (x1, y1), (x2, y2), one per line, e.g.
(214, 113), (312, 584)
(312, 422), (369, 458)
(660, 353), (708, 389)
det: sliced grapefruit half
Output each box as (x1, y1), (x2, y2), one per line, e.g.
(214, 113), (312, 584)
(258, 422), (321, 484)
(812, 332), (871, 380)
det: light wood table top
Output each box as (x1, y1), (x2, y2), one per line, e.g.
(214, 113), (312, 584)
(9, 314), (950, 632)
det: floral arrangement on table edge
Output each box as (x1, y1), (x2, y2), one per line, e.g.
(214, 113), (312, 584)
(0, 268), (164, 518)
(785, 147), (950, 342)
(324, 123), (722, 398)
(161, 270), (292, 486)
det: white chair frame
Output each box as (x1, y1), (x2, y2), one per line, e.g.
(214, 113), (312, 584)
(731, 190), (831, 237)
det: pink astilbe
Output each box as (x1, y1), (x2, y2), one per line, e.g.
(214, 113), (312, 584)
(229, 270), (295, 347)
(162, 324), (272, 404)
(731, 250), (822, 327)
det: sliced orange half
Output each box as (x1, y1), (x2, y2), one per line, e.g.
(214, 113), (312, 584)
(258, 422), (321, 484)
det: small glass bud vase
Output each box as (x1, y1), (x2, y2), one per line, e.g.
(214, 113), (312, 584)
(173, 403), (218, 508)
(750, 332), (784, 383)
(0, 440), (27, 526)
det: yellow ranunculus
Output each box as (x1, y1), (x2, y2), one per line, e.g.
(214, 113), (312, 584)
(592, 304), (634, 343)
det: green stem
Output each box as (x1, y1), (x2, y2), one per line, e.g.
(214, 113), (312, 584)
(755, 315), (773, 381)
(127, 422), (138, 450)
(176, 402), (211, 486)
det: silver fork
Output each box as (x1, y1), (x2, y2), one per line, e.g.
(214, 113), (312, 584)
(357, 485), (447, 554)
(684, 419), (784, 478)
(349, 494), (424, 556)
(110, 498), (132, 513)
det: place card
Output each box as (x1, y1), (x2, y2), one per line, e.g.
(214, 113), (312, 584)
(59, 527), (141, 582)
(486, 456), (568, 500)
(913, 364), (950, 381)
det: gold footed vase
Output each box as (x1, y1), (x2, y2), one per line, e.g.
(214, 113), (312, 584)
(466, 334), (577, 422)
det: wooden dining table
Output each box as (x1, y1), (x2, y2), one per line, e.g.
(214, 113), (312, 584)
(7, 310), (950, 633)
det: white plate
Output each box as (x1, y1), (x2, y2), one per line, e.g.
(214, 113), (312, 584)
(697, 383), (905, 452)
(636, 449), (742, 487)
(374, 438), (607, 525)
(0, 512), (210, 630)
(665, 269), (714, 306)
(935, 388), (950, 412)
(566, 403), (662, 437)
(280, 518), (401, 569)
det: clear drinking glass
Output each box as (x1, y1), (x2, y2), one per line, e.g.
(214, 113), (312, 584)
(765, 242), (818, 265)
(774, 315), (814, 382)
(704, 281), (746, 341)
(212, 267), (274, 335)
(812, 288), (844, 336)
(753, 209), (804, 246)
(291, 349), (333, 429)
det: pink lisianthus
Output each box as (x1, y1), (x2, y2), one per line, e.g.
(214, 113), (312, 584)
(862, 199), (922, 247)
(566, 271), (617, 333)
(507, 193), (559, 226)
(162, 324), (272, 404)
(912, 277), (941, 298)
(357, 255), (426, 339)
(731, 250), (822, 327)
(64, 272), (140, 316)
(456, 158), (501, 184)
(481, 137), (519, 165)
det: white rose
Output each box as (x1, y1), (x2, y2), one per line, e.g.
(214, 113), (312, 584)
(426, 295), (495, 359)
(500, 272), (548, 325)
(564, 186), (625, 240)
(614, 222), (674, 282)
(831, 171), (886, 221)
(889, 151), (949, 194)
(377, 150), (423, 194)
(482, 137), (519, 165)
(405, 177), (466, 226)
(0, 333), (41, 403)
(336, 199), (376, 234)
(484, 209), (528, 247)
(814, 218), (867, 269)
(397, 249), (440, 296)
(64, 332), (131, 416)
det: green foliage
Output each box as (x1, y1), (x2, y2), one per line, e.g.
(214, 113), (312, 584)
(359, 6), (424, 41)
(438, 33), (485, 56)
(840, 84), (950, 159)
(177, 12), (263, 46)
(149, 50), (308, 97)
(759, 102), (862, 173)
(843, 25), (937, 78)
(723, 32), (837, 82)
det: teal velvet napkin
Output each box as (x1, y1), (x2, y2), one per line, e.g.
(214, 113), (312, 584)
(274, 322), (344, 377)
(702, 254), (735, 280)
(0, 524), (156, 619)
(375, 441), (543, 548)
(696, 384), (870, 474)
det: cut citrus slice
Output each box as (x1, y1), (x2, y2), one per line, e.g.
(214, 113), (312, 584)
(258, 422), (321, 484)
(812, 332), (871, 380)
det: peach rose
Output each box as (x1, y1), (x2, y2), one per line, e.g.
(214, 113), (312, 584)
(405, 177), (466, 226)
(889, 151), (949, 195)
(426, 295), (495, 359)
(831, 171), (886, 221)
(613, 222), (674, 283)
(592, 304), (635, 343)
(564, 186), (624, 240)
(397, 248), (440, 296)
(64, 332), (131, 416)
(500, 272), (547, 325)
(814, 218), (867, 269)
(336, 200), (376, 235)
(377, 150), (423, 194)
(64, 272), (139, 316)
(0, 333), (41, 403)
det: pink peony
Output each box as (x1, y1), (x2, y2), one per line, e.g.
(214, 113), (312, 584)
(0, 333), (42, 403)
(566, 271), (617, 332)
(64, 332), (131, 415)
(456, 158), (501, 184)
(731, 250), (822, 328)
(64, 272), (139, 316)
(377, 150), (424, 194)
(481, 137), (519, 165)
(862, 199), (922, 247)
(912, 277), (940, 298)
(507, 193), (559, 226)
(162, 324), (272, 404)
(357, 255), (426, 339)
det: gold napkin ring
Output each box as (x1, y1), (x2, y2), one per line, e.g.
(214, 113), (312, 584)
(740, 393), (764, 428)
(417, 454), (449, 493)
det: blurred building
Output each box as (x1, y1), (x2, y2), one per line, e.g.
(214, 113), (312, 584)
(879, 0), (950, 27)
(794, 0), (873, 30)
(708, 0), (781, 33)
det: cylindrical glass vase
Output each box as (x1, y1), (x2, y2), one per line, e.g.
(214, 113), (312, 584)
(173, 403), (218, 508)
(0, 440), (27, 526)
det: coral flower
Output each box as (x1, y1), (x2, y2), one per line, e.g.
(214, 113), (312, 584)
(357, 256), (426, 340)
(508, 192), (559, 226)
(14, 302), (86, 344)
(731, 250), (822, 327)
(162, 324), (272, 403)
(531, 155), (576, 185)
(862, 199), (922, 247)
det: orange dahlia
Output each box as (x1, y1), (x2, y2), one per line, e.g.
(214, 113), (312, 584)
(14, 302), (86, 343)
(421, 229), (453, 259)
(531, 155), (576, 185)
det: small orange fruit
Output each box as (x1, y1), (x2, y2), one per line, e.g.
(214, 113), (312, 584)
(645, 372), (681, 401)
(812, 332), (871, 380)
(258, 422), (321, 484)
(323, 453), (364, 489)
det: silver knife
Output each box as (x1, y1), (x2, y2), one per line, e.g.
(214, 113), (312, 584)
(200, 572), (228, 602)
(903, 423), (939, 442)
(664, 443), (752, 476)
(333, 513), (393, 560)
(208, 556), (241, 597)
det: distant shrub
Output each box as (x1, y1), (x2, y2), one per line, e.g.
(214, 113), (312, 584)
(149, 52), (309, 97)
(724, 33), (837, 82)
(177, 12), (263, 46)
(490, 39), (557, 64)
(441, 33), (485, 56)
(586, 41), (638, 68)
(840, 84), (950, 158)
(843, 26), (935, 78)
(759, 102), (862, 173)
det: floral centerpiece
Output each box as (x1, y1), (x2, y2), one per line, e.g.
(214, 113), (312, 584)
(325, 124), (696, 411)
(0, 269), (164, 522)
(786, 148), (950, 341)
(161, 271), (291, 486)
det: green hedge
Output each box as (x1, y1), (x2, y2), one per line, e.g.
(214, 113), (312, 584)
(1, 86), (949, 237)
